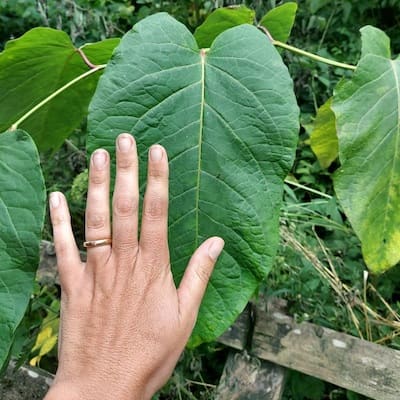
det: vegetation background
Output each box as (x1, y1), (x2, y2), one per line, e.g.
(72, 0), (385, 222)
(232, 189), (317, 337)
(2, 0), (400, 399)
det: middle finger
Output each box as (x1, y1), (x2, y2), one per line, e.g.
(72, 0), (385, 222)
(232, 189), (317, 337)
(112, 133), (139, 258)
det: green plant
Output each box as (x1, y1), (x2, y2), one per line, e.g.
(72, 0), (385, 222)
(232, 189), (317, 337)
(1, 3), (400, 388)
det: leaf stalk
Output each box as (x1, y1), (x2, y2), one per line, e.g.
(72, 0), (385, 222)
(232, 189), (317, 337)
(273, 40), (356, 71)
(10, 65), (106, 131)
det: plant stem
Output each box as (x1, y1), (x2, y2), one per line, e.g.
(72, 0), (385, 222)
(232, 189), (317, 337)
(76, 47), (97, 69)
(284, 178), (333, 199)
(10, 64), (106, 131)
(65, 139), (85, 157)
(273, 40), (356, 71)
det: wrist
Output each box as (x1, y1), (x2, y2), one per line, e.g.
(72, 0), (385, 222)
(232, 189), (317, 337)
(44, 380), (148, 400)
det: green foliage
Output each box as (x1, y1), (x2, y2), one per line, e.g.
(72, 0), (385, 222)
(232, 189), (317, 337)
(309, 98), (338, 168)
(194, 6), (255, 48)
(287, 371), (325, 400)
(0, 27), (119, 151)
(0, 130), (46, 369)
(70, 169), (89, 202)
(0, 0), (135, 48)
(259, 2), (298, 43)
(3, 2), (400, 398)
(88, 13), (299, 345)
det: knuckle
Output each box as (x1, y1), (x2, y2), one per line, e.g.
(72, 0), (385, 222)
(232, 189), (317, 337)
(194, 263), (211, 285)
(148, 167), (167, 180)
(143, 198), (166, 220)
(114, 196), (137, 216)
(52, 214), (67, 227)
(86, 212), (107, 230)
(115, 241), (138, 254)
(117, 156), (134, 170)
(90, 172), (106, 185)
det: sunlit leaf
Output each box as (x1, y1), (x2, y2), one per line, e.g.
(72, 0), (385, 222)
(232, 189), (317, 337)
(310, 98), (338, 168)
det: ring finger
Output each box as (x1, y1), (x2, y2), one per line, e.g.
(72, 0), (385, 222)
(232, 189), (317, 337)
(85, 149), (111, 263)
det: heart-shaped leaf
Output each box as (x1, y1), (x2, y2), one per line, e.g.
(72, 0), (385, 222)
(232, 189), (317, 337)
(0, 129), (46, 367)
(333, 54), (400, 273)
(88, 13), (299, 345)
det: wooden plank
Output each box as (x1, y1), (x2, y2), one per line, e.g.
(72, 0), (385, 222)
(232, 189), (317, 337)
(215, 351), (286, 400)
(252, 308), (400, 400)
(217, 304), (252, 350)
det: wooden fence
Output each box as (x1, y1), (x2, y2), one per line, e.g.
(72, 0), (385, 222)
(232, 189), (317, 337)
(2, 241), (400, 399)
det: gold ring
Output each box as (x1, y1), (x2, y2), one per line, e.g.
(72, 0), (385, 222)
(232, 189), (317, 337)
(83, 238), (112, 248)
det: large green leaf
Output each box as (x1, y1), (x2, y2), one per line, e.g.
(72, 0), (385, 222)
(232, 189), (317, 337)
(310, 98), (338, 168)
(0, 28), (119, 151)
(88, 13), (299, 345)
(0, 130), (46, 368)
(194, 6), (255, 48)
(333, 55), (400, 273)
(360, 25), (391, 59)
(259, 2), (298, 43)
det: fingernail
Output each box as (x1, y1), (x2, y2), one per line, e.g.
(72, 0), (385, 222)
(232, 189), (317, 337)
(118, 134), (132, 152)
(208, 238), (224, 261)
(92, 150), (107, 169)
(49, 192), (60, 209)
(150, 145), (163, 162)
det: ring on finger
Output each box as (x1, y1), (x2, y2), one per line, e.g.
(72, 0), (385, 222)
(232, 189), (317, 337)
(83, 238), (112, 248)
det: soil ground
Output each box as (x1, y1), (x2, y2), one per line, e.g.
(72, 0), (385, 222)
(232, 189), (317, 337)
(0, 364), (52, 400)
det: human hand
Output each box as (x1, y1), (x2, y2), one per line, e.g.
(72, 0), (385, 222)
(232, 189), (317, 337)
(44, 134), (224, 400)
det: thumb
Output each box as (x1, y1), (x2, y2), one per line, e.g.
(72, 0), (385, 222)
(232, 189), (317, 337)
(177, 237), (224, 325)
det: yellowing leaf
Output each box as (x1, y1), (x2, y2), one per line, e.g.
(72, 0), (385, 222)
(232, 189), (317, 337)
(310, 98), (338, 168)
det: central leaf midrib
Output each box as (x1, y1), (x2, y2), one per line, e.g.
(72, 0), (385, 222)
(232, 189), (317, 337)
(195, 49), (207, 249)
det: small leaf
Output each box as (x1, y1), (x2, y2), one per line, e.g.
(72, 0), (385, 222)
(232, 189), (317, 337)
(0, 28), (119, 151)
(360, 25), (391, 59)
(0, 129), (46, 368)
(310, 98), (338, 168)
(332, 55), (400, 273)
(194, 6), (255, 48)
(88, 13), (299, 345)
(259, 2), (298, 43)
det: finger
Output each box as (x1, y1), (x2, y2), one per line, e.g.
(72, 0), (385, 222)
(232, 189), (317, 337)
(112, 134), (139, 257)
(139, 145), (169, 261)
(85, 149), (111, 261)
(49, 192), (82, 294)
(177, 237), (224, 325)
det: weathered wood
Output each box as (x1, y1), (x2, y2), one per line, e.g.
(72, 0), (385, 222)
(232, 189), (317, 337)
(215, 351), (286, 400)
(217, 304), (252, 350)
(252, 308), (400, 400)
